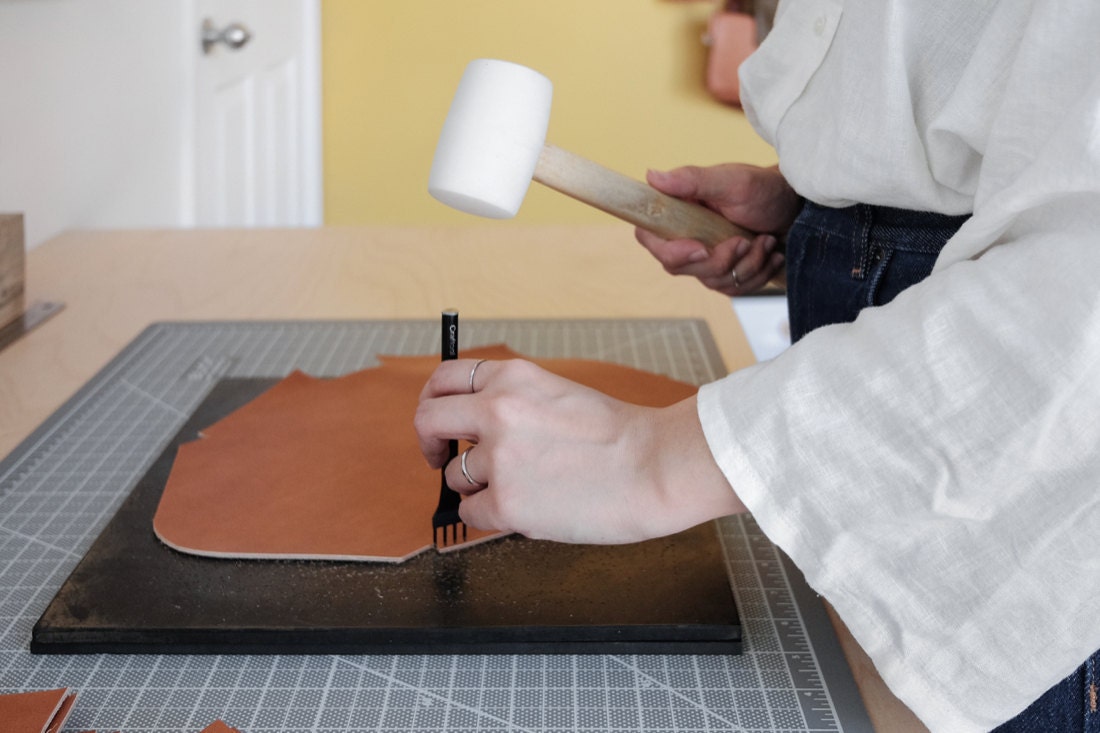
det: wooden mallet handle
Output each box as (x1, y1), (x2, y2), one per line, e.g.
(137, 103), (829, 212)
(533, 144), (753, 248)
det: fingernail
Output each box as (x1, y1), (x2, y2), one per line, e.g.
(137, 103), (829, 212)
(764, 235), (778, 252)
(688, 247), (709, 262)
(735, 238), (750, 257)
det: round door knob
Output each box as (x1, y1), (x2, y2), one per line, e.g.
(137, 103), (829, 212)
(201, 18), (253, 55)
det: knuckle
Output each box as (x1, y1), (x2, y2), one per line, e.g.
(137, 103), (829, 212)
(497, 358), (539, 382)
(484, 392), (525, 427)
(412, 403), (431, 434)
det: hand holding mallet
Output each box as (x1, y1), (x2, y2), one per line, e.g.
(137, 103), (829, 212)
(428, 59), (754, 247)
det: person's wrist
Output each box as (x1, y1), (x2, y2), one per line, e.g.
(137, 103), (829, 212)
(642, 397), (745, 536)
(760, 166), (802, 234)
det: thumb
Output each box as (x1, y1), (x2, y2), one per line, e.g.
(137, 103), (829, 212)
(646, 166), (706, 200)
(648, 165), (748, 213)
(458, 490), (503, 533)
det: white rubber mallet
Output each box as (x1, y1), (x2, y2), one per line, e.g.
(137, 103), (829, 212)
(428, 59), (752, 246)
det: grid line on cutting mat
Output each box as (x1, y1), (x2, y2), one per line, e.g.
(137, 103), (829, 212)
(0, 319), (870, 732)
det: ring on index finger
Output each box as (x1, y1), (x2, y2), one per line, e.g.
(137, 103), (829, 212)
(468, 359), (487, 393)
(460, 446), (485, 487)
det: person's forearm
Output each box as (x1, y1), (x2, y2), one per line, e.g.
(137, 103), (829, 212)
(645, 396), (746, 532)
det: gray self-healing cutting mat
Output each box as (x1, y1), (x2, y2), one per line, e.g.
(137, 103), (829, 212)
(0, 319), (872, 732)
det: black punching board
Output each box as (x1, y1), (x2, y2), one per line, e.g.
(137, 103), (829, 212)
(32, 378), (741, 655)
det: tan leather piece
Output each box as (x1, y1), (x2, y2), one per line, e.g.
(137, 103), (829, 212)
(0, 688), (239, 733)
(0, 688), (76, 733)
(154, 345), (697, 563)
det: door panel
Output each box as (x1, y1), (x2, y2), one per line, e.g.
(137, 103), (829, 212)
(194, 0), (320, 227)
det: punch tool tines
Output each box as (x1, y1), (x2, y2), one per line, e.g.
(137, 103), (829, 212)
(432, 475), (466, 548)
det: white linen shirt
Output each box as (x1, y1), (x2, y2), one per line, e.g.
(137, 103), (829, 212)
(700, 1), (1100, 731)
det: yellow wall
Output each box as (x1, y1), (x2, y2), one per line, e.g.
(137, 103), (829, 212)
(321, 0), (776, 226)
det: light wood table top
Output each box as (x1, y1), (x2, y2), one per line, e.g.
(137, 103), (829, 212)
(0, 224), (926, 732)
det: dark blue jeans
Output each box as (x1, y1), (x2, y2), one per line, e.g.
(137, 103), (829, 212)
(785, 201), (1100, 732)
(785, 201), (971, 341)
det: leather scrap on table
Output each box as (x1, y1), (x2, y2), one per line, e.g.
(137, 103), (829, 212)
(153, 344), (698, 563)
(0, 688), (76, 733)
(0, 688), (239, 732)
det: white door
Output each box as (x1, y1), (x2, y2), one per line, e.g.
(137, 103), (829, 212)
(192, 0), (322, 227)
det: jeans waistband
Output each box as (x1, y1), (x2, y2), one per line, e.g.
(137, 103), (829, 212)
(800, 201), (972, 253)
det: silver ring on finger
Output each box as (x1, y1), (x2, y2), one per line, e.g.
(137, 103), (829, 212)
(468, 359), (487, 393)
(460, 446), (485, 487)
(730, 268), (741, 287)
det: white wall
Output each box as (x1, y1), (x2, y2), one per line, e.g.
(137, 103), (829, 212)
(0, 0), (191, 249)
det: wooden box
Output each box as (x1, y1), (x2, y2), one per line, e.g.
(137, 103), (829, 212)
(0, 214), (25, 328)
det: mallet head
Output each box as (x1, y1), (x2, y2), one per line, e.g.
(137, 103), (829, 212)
(428, 59), (553, 219)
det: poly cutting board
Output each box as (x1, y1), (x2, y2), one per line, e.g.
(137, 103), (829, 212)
(32, 377), (741, 655)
